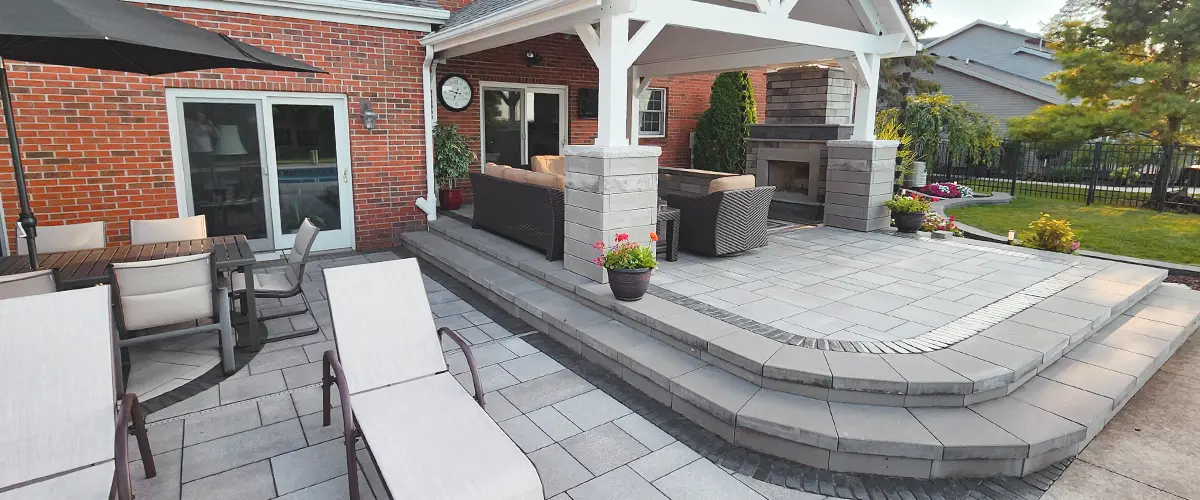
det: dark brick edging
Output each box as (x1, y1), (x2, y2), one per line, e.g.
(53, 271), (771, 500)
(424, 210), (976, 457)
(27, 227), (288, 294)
(403, 246), (1072, 500)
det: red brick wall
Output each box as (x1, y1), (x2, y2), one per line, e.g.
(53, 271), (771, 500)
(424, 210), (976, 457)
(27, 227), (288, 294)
(0, 4), (428, 251)
(434, 33), (768, 177)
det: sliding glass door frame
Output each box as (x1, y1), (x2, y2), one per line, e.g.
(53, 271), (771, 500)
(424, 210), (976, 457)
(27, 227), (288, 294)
(477, 82), (569, 171)
(166, 89), (356, 252)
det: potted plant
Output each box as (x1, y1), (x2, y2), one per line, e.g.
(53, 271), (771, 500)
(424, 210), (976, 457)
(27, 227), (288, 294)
(884, 194), (930, 233)
(433, 122), (476, 210)
(594, 232), (659, 301)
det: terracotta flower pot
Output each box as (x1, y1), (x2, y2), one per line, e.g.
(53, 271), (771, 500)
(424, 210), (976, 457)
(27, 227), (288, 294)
(439, 188), (464, 210)
(608, 268), (652, 302)
(893, 211), (925, 233)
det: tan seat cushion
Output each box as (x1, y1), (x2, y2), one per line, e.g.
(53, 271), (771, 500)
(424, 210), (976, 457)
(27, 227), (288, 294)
(484, 163), (510, 177)
(526, 171), (566, 190)
(531, 155), (566, 176)
(708, 174), (756, 194)
(504, 168), (532, 184)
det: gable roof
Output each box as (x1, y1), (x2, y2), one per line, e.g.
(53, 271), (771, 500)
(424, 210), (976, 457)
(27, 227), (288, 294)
(924, 19), (1043, 50)
(441, 0), (532, 30)
(934, 56), (1064, 104)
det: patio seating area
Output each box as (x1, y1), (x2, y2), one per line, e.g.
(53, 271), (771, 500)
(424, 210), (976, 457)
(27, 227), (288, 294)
(401, 210), (1200, 480)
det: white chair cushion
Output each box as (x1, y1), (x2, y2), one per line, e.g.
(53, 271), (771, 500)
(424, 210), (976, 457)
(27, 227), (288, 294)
(16, 221), (106, 255)
(129, 215), (207, 245)
(231, 270), (294, 293)
(112, 253), (213, 331)
(0, 269), (56, 300)
(324, 259), (444, 395)
(352, 373), (542, 500)
(0, 287), (115, 491)
(0, 461), (113, 500)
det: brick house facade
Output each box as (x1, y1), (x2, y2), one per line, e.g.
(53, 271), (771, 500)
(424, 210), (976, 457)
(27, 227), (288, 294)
(0, 0), (765, 253)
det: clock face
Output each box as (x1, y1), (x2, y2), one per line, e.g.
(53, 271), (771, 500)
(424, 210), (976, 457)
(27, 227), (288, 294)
(439, 75), (473, 112)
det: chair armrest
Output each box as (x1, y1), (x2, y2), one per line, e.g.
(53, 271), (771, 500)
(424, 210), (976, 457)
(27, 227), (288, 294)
(322, 351), (362, 500)
(439, 327), (485, 408)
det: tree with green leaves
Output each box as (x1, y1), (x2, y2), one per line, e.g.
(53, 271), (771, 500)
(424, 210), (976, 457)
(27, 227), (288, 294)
(1008, 0), (1200, 201)
(878, 0), (940, 108)
(879, 93), (1001, 171)
(693, 71), (757, 174)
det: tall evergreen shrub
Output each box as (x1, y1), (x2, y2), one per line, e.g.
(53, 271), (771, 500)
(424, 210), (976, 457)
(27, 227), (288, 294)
(693, 72), (757, 174)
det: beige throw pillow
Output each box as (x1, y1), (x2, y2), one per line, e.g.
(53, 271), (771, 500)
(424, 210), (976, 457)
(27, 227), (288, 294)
(708, 174), (756, 194)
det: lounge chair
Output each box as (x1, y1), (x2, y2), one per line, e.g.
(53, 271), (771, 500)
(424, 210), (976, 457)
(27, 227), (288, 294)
(0, 286), (155, 500)
(0, 269), (57, 300)
(321, 259), (542, 500)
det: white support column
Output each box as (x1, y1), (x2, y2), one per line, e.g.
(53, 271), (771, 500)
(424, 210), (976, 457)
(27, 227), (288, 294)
(848, 51), (880, 141)
(628, 71), (642, 146)
(596, 12), (631, 147)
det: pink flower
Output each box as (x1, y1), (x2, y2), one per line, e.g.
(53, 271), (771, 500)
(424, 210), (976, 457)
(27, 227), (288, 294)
(616, 233), (629, 242)
(592, 241), (605, 250)
(1070, 241), (1081, 252)
(593, 257), (604, 267)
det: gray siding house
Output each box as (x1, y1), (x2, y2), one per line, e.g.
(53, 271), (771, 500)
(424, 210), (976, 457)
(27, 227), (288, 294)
(920, 20), (1067, 133)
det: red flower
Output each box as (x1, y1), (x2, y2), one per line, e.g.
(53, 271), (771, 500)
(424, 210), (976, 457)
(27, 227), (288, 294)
(616, 233), (629, 242)
(592, 241), (605, 250)
(593, 257), (604, 267)
(649, 232), (659, 242)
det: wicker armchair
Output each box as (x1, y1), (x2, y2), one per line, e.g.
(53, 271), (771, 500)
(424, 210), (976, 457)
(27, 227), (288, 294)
(469, 172), (564, 260)
(663, 186), (775, 256)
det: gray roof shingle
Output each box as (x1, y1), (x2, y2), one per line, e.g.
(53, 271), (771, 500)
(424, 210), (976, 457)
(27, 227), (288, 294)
(440, 0), (534, 30)
(364, 0), (447, 10)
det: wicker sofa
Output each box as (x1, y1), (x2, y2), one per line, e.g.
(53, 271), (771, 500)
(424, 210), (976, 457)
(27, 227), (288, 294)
(468, 160), (565, 260)
(662, 174), (775, 257)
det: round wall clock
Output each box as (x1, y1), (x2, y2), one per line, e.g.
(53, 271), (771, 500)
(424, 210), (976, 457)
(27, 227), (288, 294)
(439, 74), (473, 112)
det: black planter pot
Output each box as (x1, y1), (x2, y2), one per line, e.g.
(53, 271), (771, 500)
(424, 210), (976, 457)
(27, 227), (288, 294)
(893, 211), (925, 233)
(608, 268), (652, 301)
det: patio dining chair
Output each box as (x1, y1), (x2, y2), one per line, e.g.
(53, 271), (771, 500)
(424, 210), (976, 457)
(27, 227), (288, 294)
(0, 286), (155, 500)
(16, 221), (106, 255)
(0, 269), (58, 300)
(108, 252), (235, 395)
(320, 259), (542, 500)
(129, 215), (207, 245)
(229, 218), (321, 343)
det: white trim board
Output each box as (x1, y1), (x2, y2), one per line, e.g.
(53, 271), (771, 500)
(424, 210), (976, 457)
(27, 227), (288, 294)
(134, 0), (448, 32)
(923, 19), (1043, 50)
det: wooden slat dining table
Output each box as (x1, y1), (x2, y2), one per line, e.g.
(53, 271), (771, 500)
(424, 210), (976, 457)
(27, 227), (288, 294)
(0, 235), (263, 350)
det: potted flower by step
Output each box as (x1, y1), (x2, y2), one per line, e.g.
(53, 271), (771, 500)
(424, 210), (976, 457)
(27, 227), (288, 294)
(433, 122), (476, 210)
(884, 193), (930, 233)
(594, 232), (659, 301)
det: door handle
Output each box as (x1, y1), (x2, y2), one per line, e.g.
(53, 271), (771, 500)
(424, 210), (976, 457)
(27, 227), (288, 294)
(342, 168), (348, 184)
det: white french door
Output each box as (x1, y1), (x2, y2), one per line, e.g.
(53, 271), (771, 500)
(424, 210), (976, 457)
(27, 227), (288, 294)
(479, 83), (568, 169)
(168, 90), (355, 252)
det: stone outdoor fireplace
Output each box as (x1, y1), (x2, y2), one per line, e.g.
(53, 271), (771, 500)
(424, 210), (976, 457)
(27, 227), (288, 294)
(744, 65), (854, 221)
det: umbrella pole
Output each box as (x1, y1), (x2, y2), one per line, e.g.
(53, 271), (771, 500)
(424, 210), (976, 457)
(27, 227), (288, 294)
(0, 58), (38, 269)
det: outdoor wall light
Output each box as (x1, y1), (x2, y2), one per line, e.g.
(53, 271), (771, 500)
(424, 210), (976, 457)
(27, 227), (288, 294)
(360, 100), (379, 130)
(524, 50), (543, 67)
(1007, 230), (1016, 244)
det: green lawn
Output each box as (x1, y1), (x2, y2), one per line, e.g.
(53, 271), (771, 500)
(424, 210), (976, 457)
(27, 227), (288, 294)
(946, 196), (1200, 265)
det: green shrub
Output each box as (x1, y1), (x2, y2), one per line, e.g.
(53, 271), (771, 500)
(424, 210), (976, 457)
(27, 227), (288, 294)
(884, 195), (931, 214)
(433, 123), (476, 190)
(693, 72), (757, 174)
(1022, 213), (1079, 253)
(1047, 166), (1085, 183)
(594, 233), (658, 270)
(1109, 167), (1141, 186)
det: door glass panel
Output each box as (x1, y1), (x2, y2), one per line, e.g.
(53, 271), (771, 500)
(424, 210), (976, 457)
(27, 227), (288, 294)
(270, 104), (342, 234)
(526, 91), (561, 158)
(483, 89), (523, 167)
(182, 102), (269, 240)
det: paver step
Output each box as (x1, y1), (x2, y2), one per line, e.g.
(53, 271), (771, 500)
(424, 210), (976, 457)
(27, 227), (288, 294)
(420, 216), (1167, 407)
(401, 227), (1200, 479)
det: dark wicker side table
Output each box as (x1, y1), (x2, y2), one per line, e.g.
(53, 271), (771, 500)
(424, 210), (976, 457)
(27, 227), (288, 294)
(656, 205), (681, 262)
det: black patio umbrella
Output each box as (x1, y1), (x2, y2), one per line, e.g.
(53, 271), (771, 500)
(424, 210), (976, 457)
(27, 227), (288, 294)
(0, 0), (324, 269)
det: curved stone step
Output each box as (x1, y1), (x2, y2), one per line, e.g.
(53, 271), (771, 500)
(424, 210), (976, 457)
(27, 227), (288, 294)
(402, 227), (1200, 478)
(420, 217), (1166, 406)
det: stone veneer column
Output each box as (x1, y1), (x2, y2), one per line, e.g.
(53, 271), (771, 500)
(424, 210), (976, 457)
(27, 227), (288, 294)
(563, 145), (662, 283)
(823, 139), (899, 232)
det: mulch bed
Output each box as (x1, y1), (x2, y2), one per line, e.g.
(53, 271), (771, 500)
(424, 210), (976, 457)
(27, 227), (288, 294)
(1165, 275), (1200, 291)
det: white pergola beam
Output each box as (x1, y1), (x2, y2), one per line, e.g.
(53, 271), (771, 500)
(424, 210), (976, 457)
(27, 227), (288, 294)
(838, 51), (880, 141)
(636, 45), (847, 77)
(625, 20), (665, 65)
(574, 23), (600, 62)
(777, 0), (800, 17)
(629, 0), (904, 55)
(850, 0), (885, 35)
(752, 0), (774, 13)
(596, 12), (632, 146)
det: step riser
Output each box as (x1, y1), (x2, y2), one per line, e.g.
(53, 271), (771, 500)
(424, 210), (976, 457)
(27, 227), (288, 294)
(404, 228), (1200, 479)
(428, 220), (1163, 407)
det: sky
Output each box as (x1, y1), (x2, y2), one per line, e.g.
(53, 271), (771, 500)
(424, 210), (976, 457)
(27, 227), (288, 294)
(914, 0), (1069, 38)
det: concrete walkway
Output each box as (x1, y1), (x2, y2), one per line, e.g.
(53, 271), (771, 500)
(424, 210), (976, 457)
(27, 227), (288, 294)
(1044, 332), (1200, 499)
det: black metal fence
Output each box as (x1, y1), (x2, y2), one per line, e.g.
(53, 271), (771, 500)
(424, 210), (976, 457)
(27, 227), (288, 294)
(925, 140), (1200, 213)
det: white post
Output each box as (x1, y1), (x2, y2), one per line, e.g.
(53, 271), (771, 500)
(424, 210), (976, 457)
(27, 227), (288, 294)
(596, 12), (631, 147)
(628, 71), (642, 146)
(851, 52), (880, 141)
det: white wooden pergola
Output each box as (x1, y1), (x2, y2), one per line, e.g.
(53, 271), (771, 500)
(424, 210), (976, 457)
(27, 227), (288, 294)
(413, 0), (916, 218)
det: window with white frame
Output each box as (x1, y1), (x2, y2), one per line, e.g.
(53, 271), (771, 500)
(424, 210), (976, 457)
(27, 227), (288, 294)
(639, 88), (667, 138)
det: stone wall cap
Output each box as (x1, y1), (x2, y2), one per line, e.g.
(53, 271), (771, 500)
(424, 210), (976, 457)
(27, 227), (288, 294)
(563, 145), (663, 158)
(828, 139), (901, 148)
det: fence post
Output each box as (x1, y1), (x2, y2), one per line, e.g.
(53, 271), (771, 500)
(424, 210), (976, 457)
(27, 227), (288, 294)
(1009, 141), (1019, 196)
(1086, 142), (1102, 206)
(1159, 144), (1174, 212)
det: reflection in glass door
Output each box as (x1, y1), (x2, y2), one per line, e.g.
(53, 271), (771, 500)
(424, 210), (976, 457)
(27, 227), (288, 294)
(481, 84), (567, 169)
(179, 101), (272, 250)
(269, 104), (342, 235)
